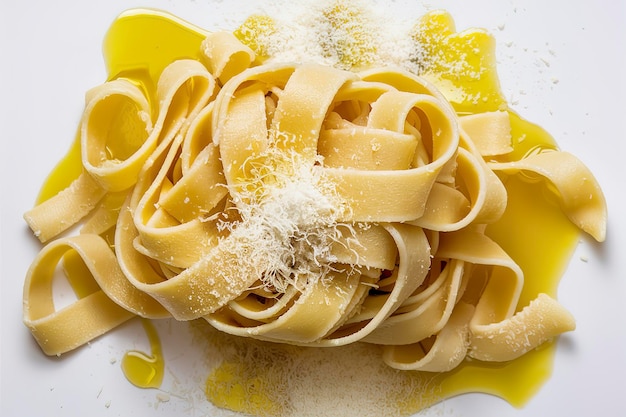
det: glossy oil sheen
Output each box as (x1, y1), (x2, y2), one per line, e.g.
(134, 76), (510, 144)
(36, 8), (580, 415)
(120, 319), (165, 389)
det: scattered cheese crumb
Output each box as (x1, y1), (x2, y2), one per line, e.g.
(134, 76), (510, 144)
(156, 392), (171, 403)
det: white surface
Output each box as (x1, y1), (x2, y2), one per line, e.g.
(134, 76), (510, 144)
(1, 1), (625, 416)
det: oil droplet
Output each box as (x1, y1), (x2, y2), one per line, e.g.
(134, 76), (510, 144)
(121, 319), (164, 389)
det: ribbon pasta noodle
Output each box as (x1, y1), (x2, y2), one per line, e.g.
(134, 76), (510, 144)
(23, 16), (606, 381)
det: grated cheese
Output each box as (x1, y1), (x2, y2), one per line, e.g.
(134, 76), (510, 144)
(217, 146), (355, 294)
(234, 0), (422, 73)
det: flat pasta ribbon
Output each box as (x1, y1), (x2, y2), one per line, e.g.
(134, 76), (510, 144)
(23, 234), (167, 355)
(489, 150), (607, 242)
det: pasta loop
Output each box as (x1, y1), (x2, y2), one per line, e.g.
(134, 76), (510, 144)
(23, 234), (167, 355)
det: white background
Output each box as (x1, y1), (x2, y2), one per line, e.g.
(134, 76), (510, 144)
(1, 1), (625, 416)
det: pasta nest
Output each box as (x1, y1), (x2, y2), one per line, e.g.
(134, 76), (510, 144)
(23, 31), (606, 372)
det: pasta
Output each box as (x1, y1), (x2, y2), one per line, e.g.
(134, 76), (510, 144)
(23, 3), (606, 389)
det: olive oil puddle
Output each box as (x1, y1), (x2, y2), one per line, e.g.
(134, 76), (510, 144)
(121, 319), (165, 389)
(36, 8), (580, 416)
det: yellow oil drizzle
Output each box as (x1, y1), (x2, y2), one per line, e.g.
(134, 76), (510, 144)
(206, 362), (282, 417)
(412, 10), (506, 114)
(121, 319), (165, 389)
(34, 7), (581, 416)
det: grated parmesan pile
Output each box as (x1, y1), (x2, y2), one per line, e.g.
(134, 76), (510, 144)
(217, 147), (354, 294)
(196, 320), (441, 417)
(234, 0), (424, 73)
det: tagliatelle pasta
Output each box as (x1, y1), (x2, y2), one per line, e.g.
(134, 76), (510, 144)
(23, 7), (606, 386)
